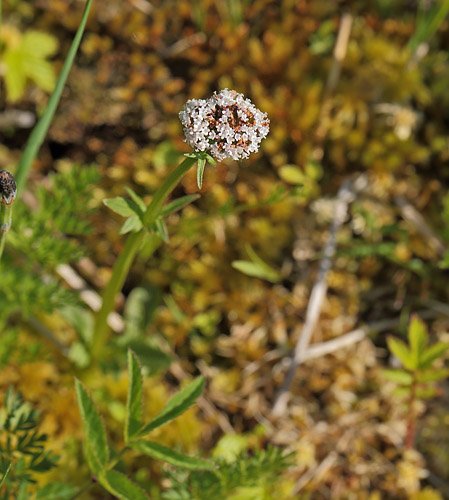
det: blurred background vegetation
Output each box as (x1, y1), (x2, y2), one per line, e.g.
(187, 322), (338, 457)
(2, 0), (449, 498)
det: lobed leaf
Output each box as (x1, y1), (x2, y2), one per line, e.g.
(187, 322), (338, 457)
(138, 376), (205, 437)
(125, 350), (144, 443)
(132, 440), (214, 470)
(100, 470), (150, 500)
(74, 379), (109, 470)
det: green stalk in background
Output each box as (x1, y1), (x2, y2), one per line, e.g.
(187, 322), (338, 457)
(14, 0), (93, 195)
(0, 171), (17, 262)
(90, 156), (196, 363)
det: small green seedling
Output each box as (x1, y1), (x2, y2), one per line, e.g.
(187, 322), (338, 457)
(382, 314), (449, 449)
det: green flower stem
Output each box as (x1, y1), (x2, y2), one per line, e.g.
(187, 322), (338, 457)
(0, 202), (12, 262)
(14, 0), (93, 195)
(90, 156), (196, 363)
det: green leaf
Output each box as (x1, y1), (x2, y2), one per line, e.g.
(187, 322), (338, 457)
(420, 342), (448, 369)
(126, 341), (172, 375)
(124, 187), (147, 212)
(104, 197), (143, 218)
(154, 218), (169, 243)
(232, 245), (281, 283)
(120, 215), (143, 234)
(408, 315), (428, 365)
(0, 463), (11, 488)
(415, 387), (439, 400)
(36, 483), (78, 499)
(138, 376), (204, 437)
(100, 470), (150, 500)
(74, 379), (109, 469)
(416, 368), (449, 383)
(386, 336), (416, 370)
(197, 158), (206, 189)
(84, 438), (103, 475)
(22, 31), (58, 59)
(381, 369), (413, 385)
(125, 350), (143, 443)
(132, 440), (214, 470)
(3, 48), (27, 102)
(160, 194), (200, 216)
(278, 165), (305, 185)
(123, 286), (161, 339)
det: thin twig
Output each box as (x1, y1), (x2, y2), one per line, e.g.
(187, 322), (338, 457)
(293, 451), (338, 494)
(395, 196), (446, 257)
(272, 176), (367, 416)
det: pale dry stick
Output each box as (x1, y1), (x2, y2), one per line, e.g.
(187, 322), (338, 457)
(272, 177), (366, 416)
(313, 12), (353, 154)
(293, 451), (338, 494)
(394, 196), (446, 256)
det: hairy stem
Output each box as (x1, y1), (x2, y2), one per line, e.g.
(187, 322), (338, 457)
(90, 156), (196, 364)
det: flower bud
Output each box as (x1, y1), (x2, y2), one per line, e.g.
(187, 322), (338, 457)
(0, 171), (17, 206)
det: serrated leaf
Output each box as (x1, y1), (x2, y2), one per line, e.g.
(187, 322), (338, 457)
(381, 369), (413, 385)
(138, 376), (204, 437)
(416, 368), (449, 383)
(36, 482), (78, 499)
(132, 440), (214, 470)
(420, 342), (448, 369)
(197, 158), (206, 189)
(124, 187), (147, 212)
(125, 350), (143, 443)
(104, 197), (143, 218)
(100, 470), (150, 500)
(84, 438), (103, 475)
(386, 336), (415, 370)
(126, 341), (172, 375)
(120, 215), (143, 234)
(75, 379), (109, 469)
(160, 194), (200, 216)
(408, 315), (428, 364)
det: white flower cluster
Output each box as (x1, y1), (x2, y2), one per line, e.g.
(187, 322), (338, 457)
(179, 89), (270, 161)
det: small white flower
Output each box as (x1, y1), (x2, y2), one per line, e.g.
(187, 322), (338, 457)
(179, 89), (270, 161)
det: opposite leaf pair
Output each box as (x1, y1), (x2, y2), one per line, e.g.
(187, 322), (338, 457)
(75, 350), (214, 500)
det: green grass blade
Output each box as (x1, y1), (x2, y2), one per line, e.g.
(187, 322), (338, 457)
(0, 463), (11, 488)
(14, 0), (93, 194)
